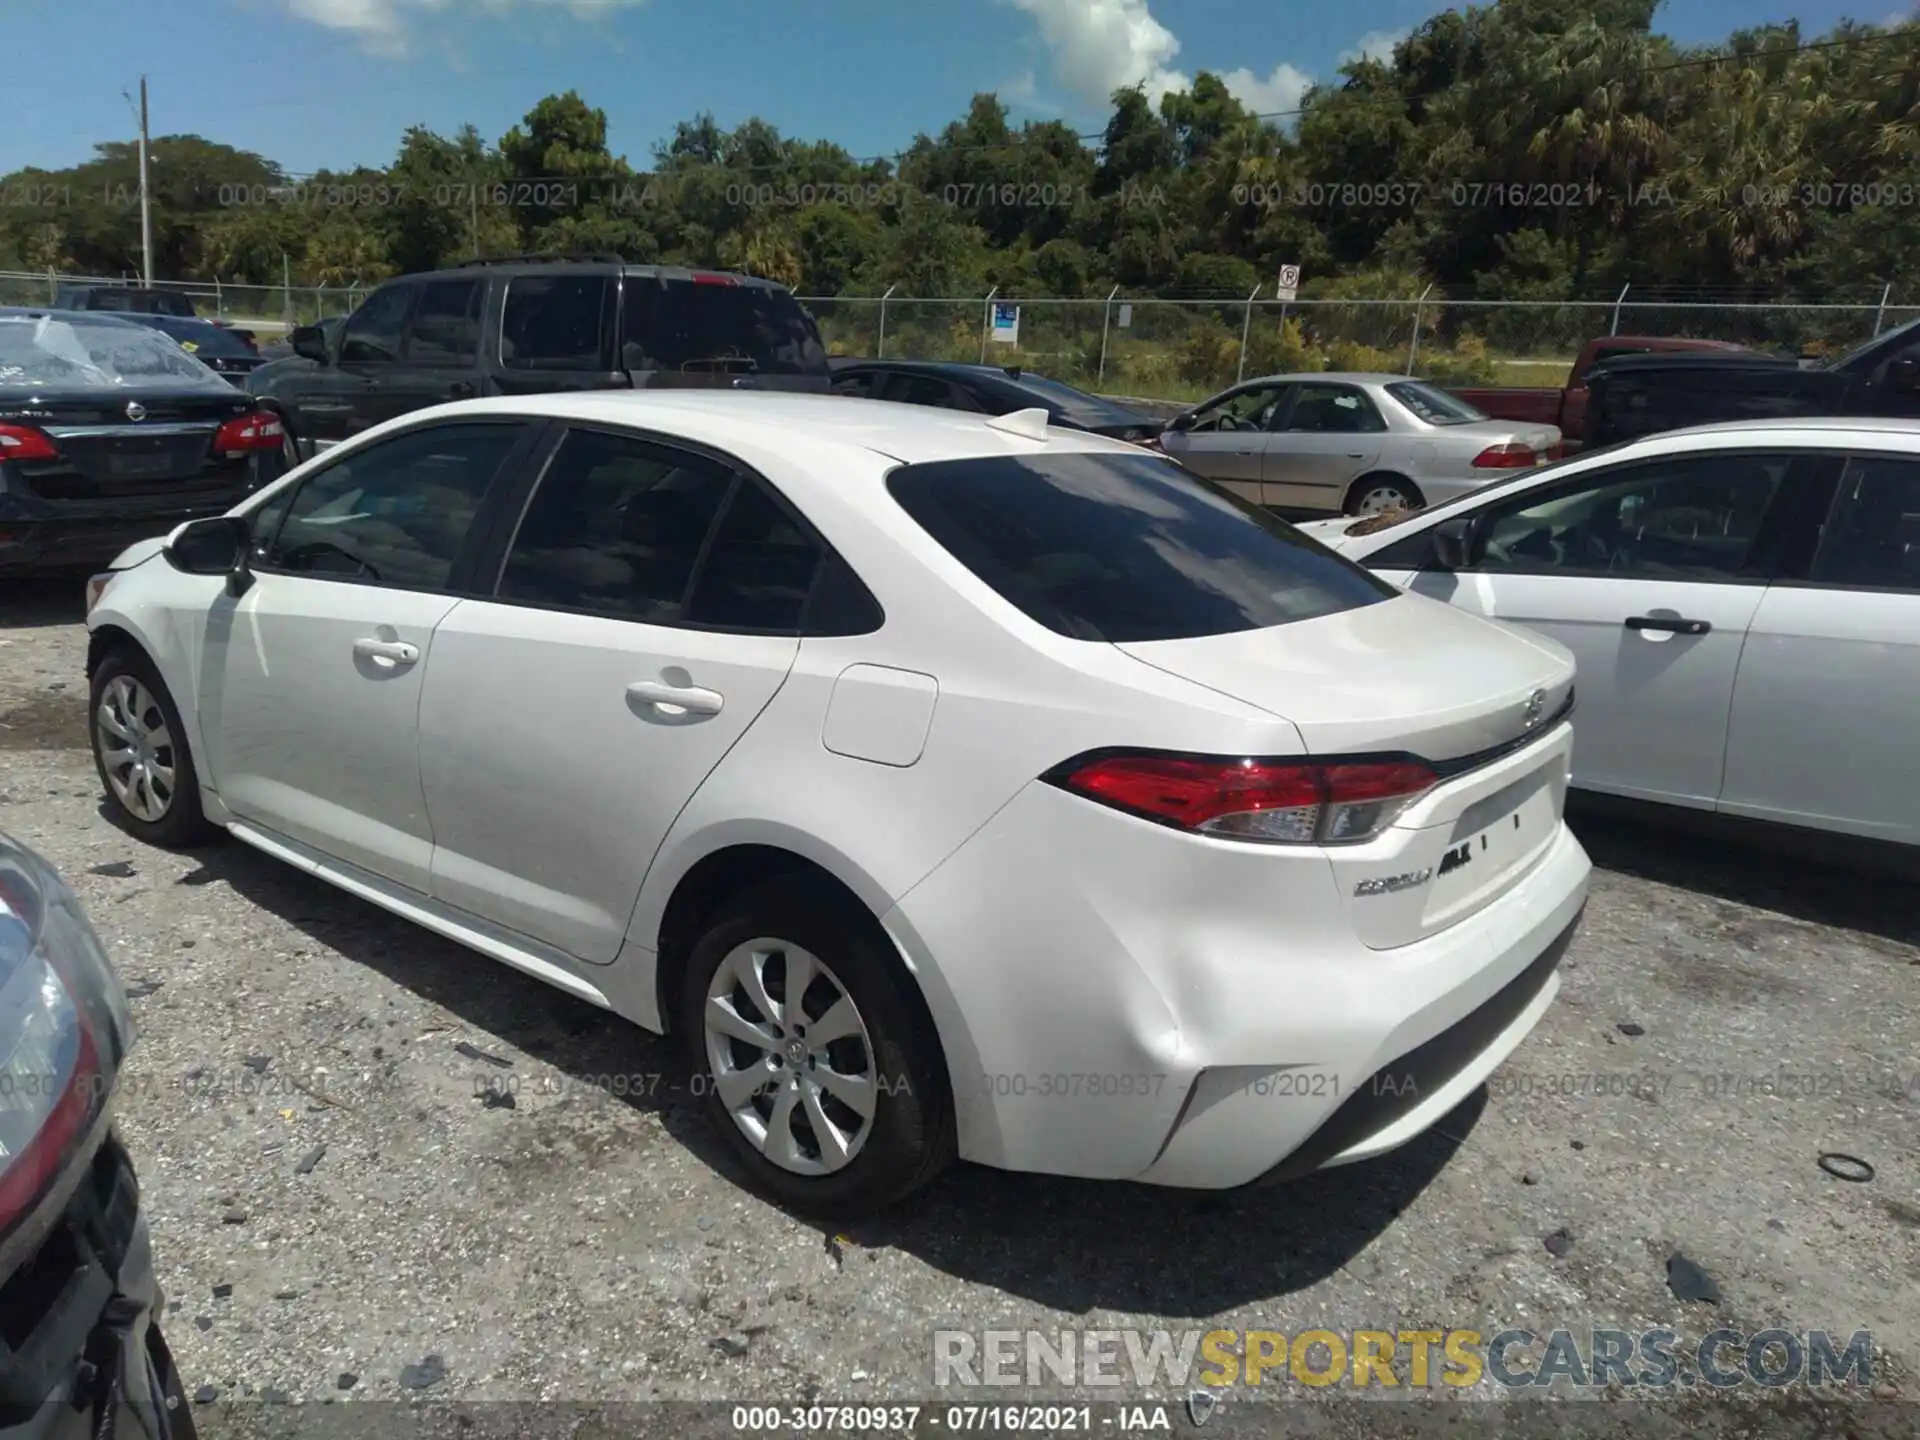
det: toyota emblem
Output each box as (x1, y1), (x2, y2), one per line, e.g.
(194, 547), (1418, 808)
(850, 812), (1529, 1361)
(1522, 689), (1547, 729)
(124, 401), (147, 422)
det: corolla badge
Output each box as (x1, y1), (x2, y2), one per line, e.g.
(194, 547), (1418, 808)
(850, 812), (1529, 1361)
(124, 401), (147, 422)
(1354, 867), (1433, 897)
(1522, 688), (1547, 729)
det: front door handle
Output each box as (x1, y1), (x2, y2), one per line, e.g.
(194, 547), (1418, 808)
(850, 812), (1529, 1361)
(1625, 615), (1711, 636)
(627, 680), (724, 717)
(1345, 452), (1366, 458)
(353, 637), (420, 664)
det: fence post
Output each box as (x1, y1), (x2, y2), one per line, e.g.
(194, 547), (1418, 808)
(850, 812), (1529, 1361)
(877, 283), (896, 358)
(1097, 285), (1120, 384)
(46, 266), (55, 302)
(214, 276), (223, 319)
(1235, 284), (1262, 385)
(1873, 283), (1892, 337)
(979, 286), (998, 364)
(1407, 283), (1435, 375)
(1611, 284), (1629, 336)
(282, 253), (292, 330)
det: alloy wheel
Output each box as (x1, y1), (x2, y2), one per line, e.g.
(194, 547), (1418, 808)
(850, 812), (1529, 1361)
(95, 676), (176, 823)
(703, 938), (879, 1176)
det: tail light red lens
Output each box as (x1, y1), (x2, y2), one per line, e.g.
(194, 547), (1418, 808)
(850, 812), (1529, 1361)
(1051, 753), (1437, 845)
(0, 423), (59, 463)
(1472, 443), (1538, 469)
(213, 410), (285, 455)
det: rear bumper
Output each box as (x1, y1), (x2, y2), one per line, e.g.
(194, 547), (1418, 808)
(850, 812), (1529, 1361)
(884, 764), (1591, 1189)
(0, 492), (247, 576)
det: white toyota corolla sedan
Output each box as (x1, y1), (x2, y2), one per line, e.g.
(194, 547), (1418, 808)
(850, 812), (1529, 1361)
(81, 391), (1591, 1214)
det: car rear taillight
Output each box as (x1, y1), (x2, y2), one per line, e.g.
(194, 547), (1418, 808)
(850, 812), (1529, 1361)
(213, 410), (284, 455)
(1471, 443), (1537, 469)
(1049, 753), (1437, 845)
(0, 423), (59, 463)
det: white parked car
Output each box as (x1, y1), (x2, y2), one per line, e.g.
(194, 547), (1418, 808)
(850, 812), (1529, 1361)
(1156, 372), (1561, 517)
(82, 393), (1591, 1213)
(1294, 418), (1920, 849)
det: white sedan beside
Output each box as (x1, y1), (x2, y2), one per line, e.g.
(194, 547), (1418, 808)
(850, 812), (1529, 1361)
(1157, 372), (1561, 517)
(1296, 417), (1920, 850)
(82, 392), (1590, 1213)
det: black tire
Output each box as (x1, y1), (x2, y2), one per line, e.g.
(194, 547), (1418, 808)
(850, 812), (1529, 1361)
(88, 646), (222, 849)
(678, 876), (953, 1216)
(1343, 472), (1424, 516)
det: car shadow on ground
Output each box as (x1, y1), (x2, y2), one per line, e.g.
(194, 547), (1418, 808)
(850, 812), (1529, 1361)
(0, 576), (91, 629)
(156, 828), (1472, 1317)
(1568, 795), (1920, 948)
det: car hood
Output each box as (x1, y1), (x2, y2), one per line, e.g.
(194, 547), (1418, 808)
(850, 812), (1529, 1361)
(1116, 591), (1576, 762)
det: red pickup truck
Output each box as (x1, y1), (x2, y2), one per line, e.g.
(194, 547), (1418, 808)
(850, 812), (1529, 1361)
(1449, 335), (1749, 454)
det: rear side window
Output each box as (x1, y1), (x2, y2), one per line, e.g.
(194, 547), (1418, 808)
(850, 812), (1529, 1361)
(501, 275), (614, 371)
(161, 321), (253, 359)
(1808, 456), (1920, 592)
(887, 452), (1395, 642)
(621, 279), (828, 378)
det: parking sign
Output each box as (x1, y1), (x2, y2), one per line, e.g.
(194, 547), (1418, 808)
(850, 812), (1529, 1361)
(991, 302), (1020, 344)
(1276, 264), (1301, 302)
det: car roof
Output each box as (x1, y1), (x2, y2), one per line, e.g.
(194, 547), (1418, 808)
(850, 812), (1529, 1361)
(0, 305), (146, 327)
(1245, 372), (1424, 386)
(1629, 416), (1920, 443)
(393, 261), (791, 290)
(394, 391), (1146, 466)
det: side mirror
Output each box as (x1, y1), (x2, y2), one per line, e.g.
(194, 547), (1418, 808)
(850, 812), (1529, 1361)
(1168, 412), (1198, 433)
(165, 516), (253, 594)
(291, 325), (331, 363)
(1889, 357), (1920, 393)
(1430, 515), (1479, 571)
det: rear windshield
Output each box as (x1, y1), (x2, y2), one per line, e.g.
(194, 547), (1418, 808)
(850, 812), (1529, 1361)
(1388, 381), (1485, 425)
(0, 314), (234, 391)
(887, 451), (1395, 642)
(621, 279), (828, 377)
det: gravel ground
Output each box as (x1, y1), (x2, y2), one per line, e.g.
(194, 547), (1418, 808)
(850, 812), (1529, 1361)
(3, 578), (1917, 1437)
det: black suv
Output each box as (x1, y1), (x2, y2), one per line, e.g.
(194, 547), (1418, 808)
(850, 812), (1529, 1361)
(247, 255), (832, 462)
(828, 359), (1164, 442)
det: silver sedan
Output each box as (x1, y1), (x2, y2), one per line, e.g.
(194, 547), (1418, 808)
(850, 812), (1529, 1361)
(1156, 371), (1562, 516)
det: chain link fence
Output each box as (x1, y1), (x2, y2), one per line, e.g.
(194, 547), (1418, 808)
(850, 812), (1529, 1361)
(6, 270), (1911, 397)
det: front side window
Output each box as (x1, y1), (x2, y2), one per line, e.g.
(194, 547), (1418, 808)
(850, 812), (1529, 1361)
(831, 369), (880, 398)
(1187, 382), (1288, 432)
(405, 278), (483, 366)
(501, 275), (613, 371)
(1808, 456), (1920, 592)
(885, 373), (977, 411)
(887, 450), (1394, 642)
(1473, 452), (1794, 580)
(259, 423), (522, 589)
(496, 430), (735, 622)
(1285, 383), (1387, 435)
(337, 283), (413, 365)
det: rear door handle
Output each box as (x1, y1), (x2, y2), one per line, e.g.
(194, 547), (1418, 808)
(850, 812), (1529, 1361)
(1625, 615), (1711, 636)
(627, 680), (724, 717)
(353, 637), (420, 664)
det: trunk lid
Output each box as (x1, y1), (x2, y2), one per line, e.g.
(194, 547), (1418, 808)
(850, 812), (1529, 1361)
(7, 387), (258, 503)
(1117, 592), (1578, 948)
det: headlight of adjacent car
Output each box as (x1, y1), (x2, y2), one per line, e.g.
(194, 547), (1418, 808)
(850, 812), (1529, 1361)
(0, 831), (133, 1241)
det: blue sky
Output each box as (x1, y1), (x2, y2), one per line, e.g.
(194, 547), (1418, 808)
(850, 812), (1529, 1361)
(4, 0), (1912, 178)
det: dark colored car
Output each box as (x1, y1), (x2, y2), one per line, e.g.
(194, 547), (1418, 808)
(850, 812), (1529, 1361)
(248, 255), (832, 462)
(0, 830), (196, 1440)
(828, 358), (1165, 442)
(1587, 316), (1920, 445)
(49, 288), (256, 352)
(0, 308), (285, 577)
(116, 317), (264, 380)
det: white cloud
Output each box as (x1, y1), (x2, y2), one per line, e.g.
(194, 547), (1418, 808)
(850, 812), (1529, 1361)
(1005, 1), (1403, 122)
(279, 0), (646, 53)
(1339, 27), (1409, 66)
(1218, 63), (1313, 117)
(1003, 0), (1191, 108)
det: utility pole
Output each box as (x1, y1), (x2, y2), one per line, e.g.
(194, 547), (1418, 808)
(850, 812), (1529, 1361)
(137, 77), (154, 285)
